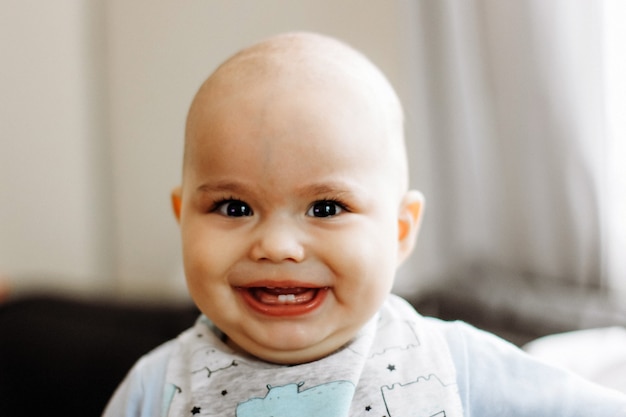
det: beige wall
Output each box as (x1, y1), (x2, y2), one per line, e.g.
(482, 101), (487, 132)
(1, 1), (428, 300)
(0, 1), (112, 295)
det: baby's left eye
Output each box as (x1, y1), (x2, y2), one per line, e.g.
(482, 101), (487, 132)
(307, 200), (345, 218)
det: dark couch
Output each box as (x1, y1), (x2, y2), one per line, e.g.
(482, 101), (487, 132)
(0, 295), (198, 416)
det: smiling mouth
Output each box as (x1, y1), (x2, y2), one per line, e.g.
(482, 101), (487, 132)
(237, 286), (329, 317)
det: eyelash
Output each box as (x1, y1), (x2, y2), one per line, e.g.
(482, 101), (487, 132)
(210, 197), (253, 217)
(209, 197), (351, 218)
(307, 198), (350, 218)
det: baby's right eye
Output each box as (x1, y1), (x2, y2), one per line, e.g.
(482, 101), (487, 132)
(214, 199), (253, 217)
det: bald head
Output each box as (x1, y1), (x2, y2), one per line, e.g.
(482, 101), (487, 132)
(184, 32), (408, 193)
(174, 34), (423, 363)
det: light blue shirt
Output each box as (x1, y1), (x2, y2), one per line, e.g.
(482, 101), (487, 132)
(103, 314), (626, 416)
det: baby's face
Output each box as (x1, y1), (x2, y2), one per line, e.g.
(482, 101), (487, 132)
(175, 38), (421, 364)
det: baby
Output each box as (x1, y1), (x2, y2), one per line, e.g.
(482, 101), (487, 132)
(104, 32), (626, 417)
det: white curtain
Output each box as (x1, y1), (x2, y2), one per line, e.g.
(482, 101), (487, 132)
(401, 0), (625, 296)
(604, 0), (626, 297)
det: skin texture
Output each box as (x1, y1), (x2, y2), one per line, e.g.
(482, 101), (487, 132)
(172, 32), (423, 364)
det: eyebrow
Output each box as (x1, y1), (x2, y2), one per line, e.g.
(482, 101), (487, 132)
(195, 181), (251, 195)
(195, 179), (367, 202)
(299, 182), (356, 197)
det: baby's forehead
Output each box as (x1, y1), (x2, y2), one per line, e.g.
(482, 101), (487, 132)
(184, 33), (407, 189)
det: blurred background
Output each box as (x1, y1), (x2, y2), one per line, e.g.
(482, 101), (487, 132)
(1, 0), (625, 414)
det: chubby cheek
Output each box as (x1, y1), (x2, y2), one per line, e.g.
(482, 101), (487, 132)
(181, 225), (240, 311)
(326, 219), (398, 311)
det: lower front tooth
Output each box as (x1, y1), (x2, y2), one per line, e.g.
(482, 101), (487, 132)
(278, 294), (296, 303)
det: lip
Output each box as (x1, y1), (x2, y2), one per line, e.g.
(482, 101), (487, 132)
(236, 281), (329, 317)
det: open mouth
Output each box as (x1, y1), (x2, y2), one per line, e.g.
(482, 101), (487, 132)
(238, 286), (329, 317)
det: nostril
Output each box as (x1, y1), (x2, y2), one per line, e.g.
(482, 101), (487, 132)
(249, 217), (306, 263)
(252, 245), (305, 263)
(250, 235), (305, 263)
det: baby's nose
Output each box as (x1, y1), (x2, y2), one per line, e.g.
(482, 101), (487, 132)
(249, 216), (305, 263)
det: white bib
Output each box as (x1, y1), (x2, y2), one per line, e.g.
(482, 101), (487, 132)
(164, 295), (463, 417)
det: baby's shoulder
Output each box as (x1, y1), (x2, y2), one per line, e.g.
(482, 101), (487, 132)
(102, 340), (175, 417)
(423, 316), (626, 415)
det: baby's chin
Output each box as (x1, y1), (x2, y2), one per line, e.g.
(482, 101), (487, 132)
(226, 327), (358, 365)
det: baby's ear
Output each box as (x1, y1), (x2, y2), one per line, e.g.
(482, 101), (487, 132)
(171, 186), (182, 223)
(397, 190), (424, 265)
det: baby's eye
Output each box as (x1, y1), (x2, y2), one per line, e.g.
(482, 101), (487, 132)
(307, 200), (345, 218)
(214, 199), (253, 217)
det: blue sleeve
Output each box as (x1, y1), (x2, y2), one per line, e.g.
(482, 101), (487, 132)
(432, 319), (626, 416)
(101, 340), (174, 417)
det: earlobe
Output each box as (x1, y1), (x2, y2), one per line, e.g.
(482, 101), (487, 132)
(171, 186), (183, 223)
(397, 190), (424, 265)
